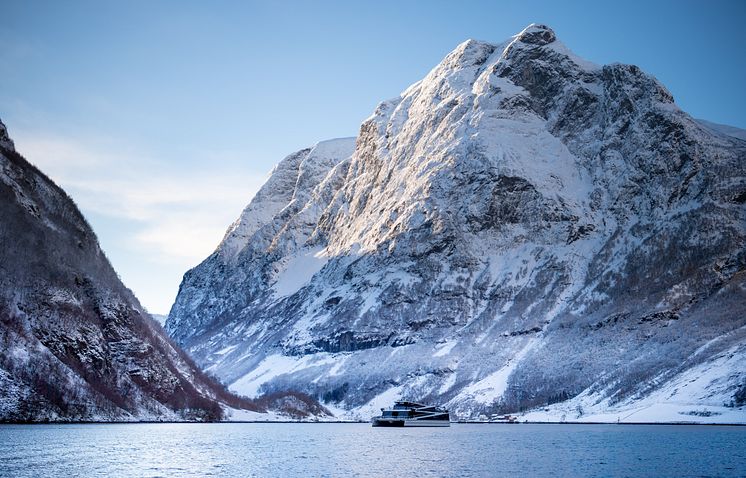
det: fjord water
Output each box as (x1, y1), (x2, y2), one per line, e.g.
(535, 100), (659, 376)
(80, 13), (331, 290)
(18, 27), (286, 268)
(1, 423), (744, 477)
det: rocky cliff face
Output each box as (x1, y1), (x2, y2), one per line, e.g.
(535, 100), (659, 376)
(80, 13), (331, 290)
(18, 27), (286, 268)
(0, 120), (266, 421)
(168, 25), (746, 421)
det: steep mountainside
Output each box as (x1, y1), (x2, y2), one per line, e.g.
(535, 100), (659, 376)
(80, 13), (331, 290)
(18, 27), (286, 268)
(0, 120), (267, 421)
(168, 25), (746, 421)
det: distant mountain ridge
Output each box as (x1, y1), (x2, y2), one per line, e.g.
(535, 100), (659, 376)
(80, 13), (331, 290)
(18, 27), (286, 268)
(167, 24), (746, 422)
(696, 118), (746, 142)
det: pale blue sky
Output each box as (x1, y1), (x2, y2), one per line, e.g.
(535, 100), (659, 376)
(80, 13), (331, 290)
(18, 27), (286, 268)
(2, 0), (744, 313)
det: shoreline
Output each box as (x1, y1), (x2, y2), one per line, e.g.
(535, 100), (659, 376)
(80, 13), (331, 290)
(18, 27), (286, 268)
(1, 420), (745, 426)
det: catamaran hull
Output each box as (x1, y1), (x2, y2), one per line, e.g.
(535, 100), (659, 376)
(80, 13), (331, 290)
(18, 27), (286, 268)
(371, 418), (450, 427)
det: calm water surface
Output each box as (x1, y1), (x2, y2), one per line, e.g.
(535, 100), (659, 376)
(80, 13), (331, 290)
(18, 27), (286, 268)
(0, 423), (744, 477)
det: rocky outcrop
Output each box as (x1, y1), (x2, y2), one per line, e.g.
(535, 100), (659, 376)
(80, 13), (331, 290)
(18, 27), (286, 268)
(168, 24), (746, 420)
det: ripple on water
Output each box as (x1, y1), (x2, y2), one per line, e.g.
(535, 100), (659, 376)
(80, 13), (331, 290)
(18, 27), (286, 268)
(0, 423), (744, 478)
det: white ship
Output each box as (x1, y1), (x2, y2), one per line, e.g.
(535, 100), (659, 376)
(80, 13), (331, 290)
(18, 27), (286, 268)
(371, 400), (451, 427)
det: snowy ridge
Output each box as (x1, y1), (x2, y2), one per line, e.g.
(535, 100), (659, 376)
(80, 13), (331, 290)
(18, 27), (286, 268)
(168, 24), (746, 422)
(696, 118), (746, 142)
(219, 138), (356, 261)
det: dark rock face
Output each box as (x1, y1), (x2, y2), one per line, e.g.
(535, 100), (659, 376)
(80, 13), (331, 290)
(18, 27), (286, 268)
(167, 25), (746, 420)
(517, 24), (556, 46)
(0, 123), (261, 422)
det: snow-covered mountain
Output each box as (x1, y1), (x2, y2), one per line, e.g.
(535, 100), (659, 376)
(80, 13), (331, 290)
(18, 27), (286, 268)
(0, 119), (330, 422)
(167, 24), (746, 422)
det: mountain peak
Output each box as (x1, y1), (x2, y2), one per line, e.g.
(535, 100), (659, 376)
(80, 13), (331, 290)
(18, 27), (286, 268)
(0, 118), (15, 152)
(514, 23), (556, 46)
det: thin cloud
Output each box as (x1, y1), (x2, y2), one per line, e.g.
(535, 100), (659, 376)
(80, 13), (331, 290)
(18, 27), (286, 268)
(11, 130), (267, 309)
